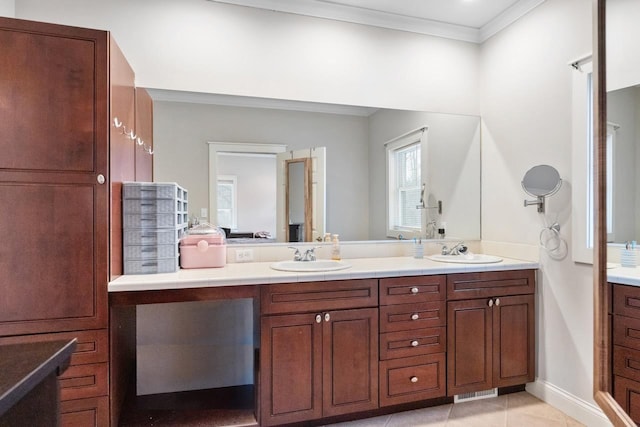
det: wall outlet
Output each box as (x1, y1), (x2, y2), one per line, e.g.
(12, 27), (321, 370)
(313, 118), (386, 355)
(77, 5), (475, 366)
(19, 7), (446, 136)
(235, 248), (254, 263)
(200, 208), (208, 219)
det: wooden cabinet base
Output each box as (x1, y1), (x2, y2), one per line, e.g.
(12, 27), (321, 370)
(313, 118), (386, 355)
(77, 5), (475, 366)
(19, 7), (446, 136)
(60, 396), (109, 427)
(614, 376), (640, 424)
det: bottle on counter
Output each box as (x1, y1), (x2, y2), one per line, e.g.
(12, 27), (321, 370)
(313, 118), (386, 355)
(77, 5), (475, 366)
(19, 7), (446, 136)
(331, 234), (341, 260)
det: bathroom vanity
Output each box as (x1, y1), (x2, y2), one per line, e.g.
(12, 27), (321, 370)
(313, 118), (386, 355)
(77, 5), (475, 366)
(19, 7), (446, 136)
(109, 257), (537, 426)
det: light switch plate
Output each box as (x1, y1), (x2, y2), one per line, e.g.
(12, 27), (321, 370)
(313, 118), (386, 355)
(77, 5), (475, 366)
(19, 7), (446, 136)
(200, 208), (208, 218)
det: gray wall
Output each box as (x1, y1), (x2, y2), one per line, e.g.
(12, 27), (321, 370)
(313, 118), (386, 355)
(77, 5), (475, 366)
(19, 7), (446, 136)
(153, 101), (370, 241)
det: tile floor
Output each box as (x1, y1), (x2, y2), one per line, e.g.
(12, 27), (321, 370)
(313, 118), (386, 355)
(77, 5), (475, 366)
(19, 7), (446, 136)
(325, 392), (585, 427)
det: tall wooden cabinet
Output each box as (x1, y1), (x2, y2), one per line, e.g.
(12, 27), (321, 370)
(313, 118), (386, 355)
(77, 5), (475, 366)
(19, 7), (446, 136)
(0, 17), (147, 426)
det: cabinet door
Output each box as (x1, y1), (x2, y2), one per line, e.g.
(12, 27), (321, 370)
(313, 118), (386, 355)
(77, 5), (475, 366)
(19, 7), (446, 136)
(447, 299), (493, 396)
(322, 308), (379, 417)
(493, 294), (535, 387)
(260, 313), (322, 426)
(0, 18), (109, 336)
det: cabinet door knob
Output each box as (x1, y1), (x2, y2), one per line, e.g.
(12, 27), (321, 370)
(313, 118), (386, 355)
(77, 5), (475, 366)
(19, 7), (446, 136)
(411, 340), (419, 347)
(410, 376), (418, 383)
(316, 314), (322, 323)
(411, 313), (419, 321)
(324, 313), (331, 322)
(97, 174), (105, 185)
(410, 287), (419, 294)
(488, 299), (494, 307)
(495, 298), (500, 306)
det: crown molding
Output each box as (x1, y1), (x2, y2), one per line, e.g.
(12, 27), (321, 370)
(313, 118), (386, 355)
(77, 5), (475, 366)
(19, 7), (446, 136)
(479, 0), (547, 42)
(146, 88), (378, 116)
(206, 0), (546, 44)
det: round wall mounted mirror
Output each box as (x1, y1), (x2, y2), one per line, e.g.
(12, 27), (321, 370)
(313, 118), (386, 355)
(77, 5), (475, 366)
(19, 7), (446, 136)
(522, 164), (562, 197)
(522, 164), (562, 213)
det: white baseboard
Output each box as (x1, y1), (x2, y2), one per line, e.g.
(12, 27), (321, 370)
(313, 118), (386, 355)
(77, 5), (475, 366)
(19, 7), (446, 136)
(526, 379), (612, 427)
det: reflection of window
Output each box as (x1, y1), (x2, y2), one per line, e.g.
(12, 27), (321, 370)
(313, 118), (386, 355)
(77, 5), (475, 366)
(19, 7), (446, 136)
(606, 125), (616, 240)
(217, 175), (237, 229)
(387, 138), (422, 237)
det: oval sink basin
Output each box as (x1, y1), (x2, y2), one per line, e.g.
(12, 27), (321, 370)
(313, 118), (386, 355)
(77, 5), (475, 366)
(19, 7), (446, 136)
(427, 254), (503, 264)
(270, 260), (351, 272)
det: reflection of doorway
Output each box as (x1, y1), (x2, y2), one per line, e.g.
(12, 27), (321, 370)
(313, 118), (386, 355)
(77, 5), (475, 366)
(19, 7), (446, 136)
(208, 143), (286, 237)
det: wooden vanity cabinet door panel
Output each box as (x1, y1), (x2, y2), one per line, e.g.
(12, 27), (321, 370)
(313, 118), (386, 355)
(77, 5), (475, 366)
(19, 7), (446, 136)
(380, 327), (446, 360)
(260, 313), (322, 426)
(379, 301), (446, 333)
(614, 345), (640, 383)
(492, 294), (535, 387)
(614, 376), (640, 425)
(322, 308), (378, 417)
(447, 299), (492, 396)
(60, 396), (109, 427)
(613, 315), (640, 349)
(0, 18), (102, 173)
(261, 280), (378, 315)
(380, 353), (446, 406)
(0, 184), (107, 335)
(0, 329), (108, 366)
(379, 275), (445, 305)
(613, 284), (640, 319)
(447, 270), (535, 300)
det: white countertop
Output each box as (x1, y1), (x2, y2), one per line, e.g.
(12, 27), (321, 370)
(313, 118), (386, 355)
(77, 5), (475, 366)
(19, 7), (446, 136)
(109, 256), (539, 292)
(608, 266), (640, 287)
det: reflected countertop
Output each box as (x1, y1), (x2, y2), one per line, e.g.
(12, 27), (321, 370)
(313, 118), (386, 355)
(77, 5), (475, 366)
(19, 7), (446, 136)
(608, 265), (640, 287)
(109, 256), (539, 292)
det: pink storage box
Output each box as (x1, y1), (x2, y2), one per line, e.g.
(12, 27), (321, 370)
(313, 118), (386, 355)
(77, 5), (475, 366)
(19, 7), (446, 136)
(179, 227), (226, 269)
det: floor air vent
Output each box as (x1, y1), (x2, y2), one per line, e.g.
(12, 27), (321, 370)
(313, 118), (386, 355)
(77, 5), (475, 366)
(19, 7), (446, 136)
(454, 388), (498, 403)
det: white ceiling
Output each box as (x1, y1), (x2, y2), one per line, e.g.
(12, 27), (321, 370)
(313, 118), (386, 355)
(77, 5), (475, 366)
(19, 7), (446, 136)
(208, 0), (546, 43)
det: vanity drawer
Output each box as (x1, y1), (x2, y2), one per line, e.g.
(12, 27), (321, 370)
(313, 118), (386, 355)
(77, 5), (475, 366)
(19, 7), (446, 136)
(614, 345), (640, 382)
(0, 329), (108, 366)
(614, 315), (640, 350)
(379, 301), (445, 333)
(446, 270), (535, 300)
(59, 362), (109, 401)
(61, 396), (109, 427)
(380, 327), (445, 360)
(261, 279), (378, 315)
(379, 353), (446, 407)
(380, 276), (445, 306)
(614, 284), (640, 319)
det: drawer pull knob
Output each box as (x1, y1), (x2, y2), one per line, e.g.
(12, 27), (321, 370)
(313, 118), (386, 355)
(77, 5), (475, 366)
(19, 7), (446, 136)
(411, 287), (419, 294)
(316, 314), (322, 323)
(411, 314), (419, 321)
(495, 298), (501, 306)
(324, 313), (331, 322)
(411, 340), (419, 347)
(410, 376), (418, 383)
(488, 299), (494, 307)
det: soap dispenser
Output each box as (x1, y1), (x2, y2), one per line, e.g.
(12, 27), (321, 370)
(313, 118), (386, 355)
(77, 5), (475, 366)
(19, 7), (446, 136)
(331, 234), (341, 260)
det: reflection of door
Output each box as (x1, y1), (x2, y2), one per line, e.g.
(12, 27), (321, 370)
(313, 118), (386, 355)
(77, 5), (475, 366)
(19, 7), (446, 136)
(276, 148), (326, 242)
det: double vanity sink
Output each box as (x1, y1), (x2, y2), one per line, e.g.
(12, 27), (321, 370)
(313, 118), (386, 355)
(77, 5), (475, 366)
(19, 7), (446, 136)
(270, 253), (503, 272)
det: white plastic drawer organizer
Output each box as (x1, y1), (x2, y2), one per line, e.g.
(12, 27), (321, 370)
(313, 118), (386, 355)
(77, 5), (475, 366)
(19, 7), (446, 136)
(122, 182), (188, 274)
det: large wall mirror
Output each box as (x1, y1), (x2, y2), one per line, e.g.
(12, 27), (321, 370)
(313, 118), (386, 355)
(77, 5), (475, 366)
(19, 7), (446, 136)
(151, 91), (481, 244)
(594, 0), (638, 425)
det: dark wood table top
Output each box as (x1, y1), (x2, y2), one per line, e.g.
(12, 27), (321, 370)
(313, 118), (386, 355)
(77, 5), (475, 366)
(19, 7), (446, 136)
(0, 339), (76, 417)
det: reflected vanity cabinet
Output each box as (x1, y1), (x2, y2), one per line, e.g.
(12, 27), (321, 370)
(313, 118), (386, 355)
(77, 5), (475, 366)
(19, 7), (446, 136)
(260, 280), (379, 426)
(0, 17), (142, 426)
(446, 270), (535, 396)
(611, 283), (640, 423)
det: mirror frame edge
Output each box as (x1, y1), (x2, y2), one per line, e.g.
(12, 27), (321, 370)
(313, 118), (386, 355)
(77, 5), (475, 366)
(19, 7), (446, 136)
(593, 0), (635, 424)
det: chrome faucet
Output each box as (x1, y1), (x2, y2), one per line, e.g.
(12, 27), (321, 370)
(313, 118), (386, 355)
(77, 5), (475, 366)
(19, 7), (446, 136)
(288, 246), (318, 261)
(441, 242), (468, 256)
